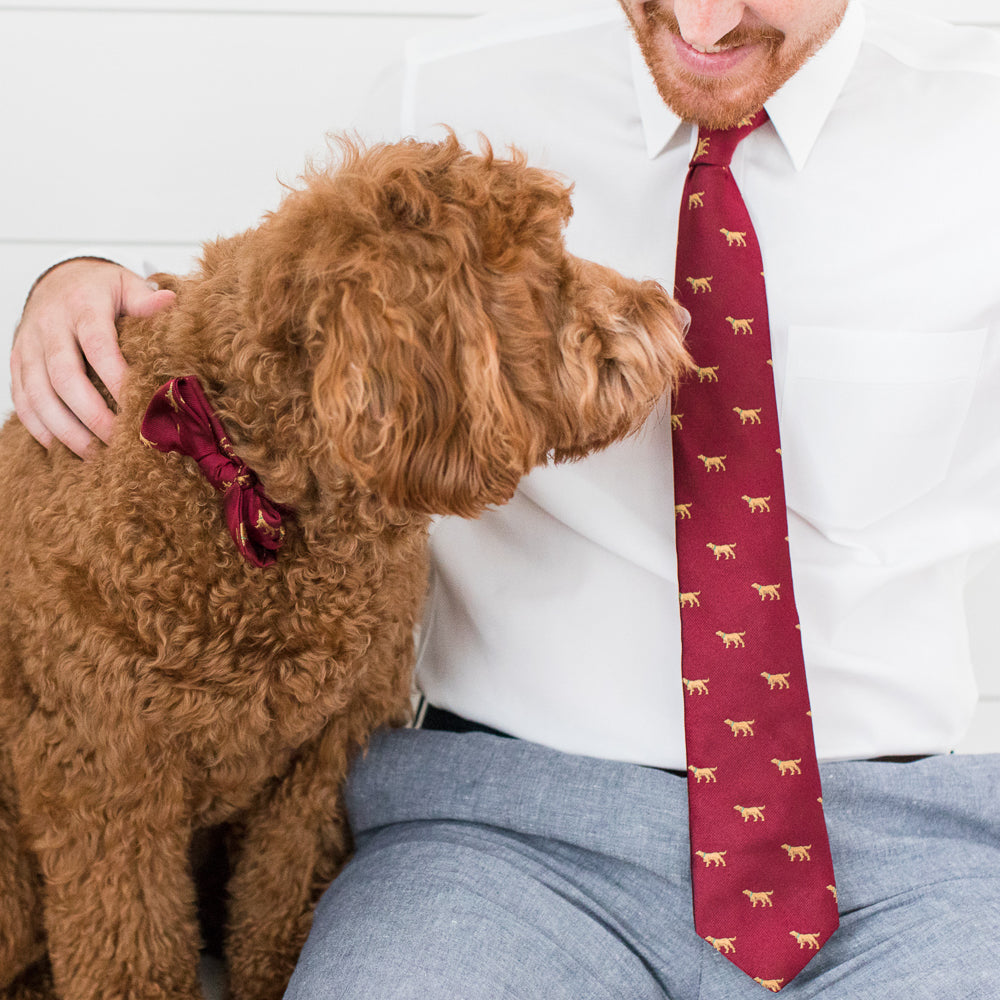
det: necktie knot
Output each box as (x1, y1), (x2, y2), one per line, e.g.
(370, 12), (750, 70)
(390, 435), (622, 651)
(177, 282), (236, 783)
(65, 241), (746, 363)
(689, 109), (769, 168)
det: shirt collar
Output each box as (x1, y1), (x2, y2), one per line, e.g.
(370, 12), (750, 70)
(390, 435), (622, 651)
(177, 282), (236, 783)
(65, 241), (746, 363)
(628, 0), (865, 170)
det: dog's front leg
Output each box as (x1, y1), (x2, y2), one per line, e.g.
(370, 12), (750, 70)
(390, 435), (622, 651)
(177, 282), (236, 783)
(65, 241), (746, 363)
(224, 719), (360, 1000)
(13, 732), (203, 1000)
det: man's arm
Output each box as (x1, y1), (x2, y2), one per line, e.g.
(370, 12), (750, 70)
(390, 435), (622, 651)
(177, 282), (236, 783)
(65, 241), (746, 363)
(11, 257), (176, 457)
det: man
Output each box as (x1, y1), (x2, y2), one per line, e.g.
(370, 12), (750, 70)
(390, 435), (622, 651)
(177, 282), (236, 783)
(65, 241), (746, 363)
(12, 1), (1000, 997)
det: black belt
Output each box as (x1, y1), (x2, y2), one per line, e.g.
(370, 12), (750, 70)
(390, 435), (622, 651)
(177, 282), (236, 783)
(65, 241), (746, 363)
(418, 705), (688, 776)
(418, 705), (931, 768)
(420, 704), (512, 740)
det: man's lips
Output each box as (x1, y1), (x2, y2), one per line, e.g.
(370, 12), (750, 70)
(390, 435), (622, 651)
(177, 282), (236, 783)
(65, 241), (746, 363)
(670, 33), (759, 76)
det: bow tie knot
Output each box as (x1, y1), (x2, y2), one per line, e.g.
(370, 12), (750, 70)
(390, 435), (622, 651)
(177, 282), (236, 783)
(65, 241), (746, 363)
(140, 376), (290, 568)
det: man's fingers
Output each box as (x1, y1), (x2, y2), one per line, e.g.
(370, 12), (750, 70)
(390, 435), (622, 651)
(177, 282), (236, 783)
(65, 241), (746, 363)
(75, 307), (130, 406)
(12, 404), (56, 452)
(43, 336), (119, 450)
(10, 353), (54, 451)
(76, 269), (173, 406)
(98, 275), (176, 401)
(15, 354), (100, 459)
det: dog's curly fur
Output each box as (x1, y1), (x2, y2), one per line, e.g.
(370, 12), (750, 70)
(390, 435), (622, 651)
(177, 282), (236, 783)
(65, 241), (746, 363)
(0, 134), (690, 1000)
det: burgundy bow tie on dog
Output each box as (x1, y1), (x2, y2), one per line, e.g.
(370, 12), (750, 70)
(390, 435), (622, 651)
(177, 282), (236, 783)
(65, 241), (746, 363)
(140, 376), (288, 568)
(671, 110), (838, 992)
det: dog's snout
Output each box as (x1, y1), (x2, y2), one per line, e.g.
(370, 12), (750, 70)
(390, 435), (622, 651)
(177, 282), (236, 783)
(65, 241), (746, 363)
(570, 258), (691, 338)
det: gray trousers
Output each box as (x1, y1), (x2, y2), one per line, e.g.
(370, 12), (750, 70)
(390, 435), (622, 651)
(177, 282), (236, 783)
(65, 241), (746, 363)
(285, 729), (1000, 999)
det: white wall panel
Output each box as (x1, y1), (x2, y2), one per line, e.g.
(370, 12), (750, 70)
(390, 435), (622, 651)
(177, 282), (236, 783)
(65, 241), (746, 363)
(1, 0), (998, 22)
(1, 11), (450, 244)
(0, 0), (495, 13)
(2, 0), (999, 22)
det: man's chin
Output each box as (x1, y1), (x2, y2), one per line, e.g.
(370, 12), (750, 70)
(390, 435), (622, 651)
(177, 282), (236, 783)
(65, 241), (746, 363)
(650, 71), (771, 130)
(663, 92), (765, 130)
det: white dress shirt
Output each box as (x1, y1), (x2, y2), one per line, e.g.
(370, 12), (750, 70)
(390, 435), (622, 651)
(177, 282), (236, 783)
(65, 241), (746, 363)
(369, 0), (1000, 769)
(360, 0), (1000, 769)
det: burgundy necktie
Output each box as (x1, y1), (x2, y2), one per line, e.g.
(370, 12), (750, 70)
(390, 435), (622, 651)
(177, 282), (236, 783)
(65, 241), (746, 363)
(671, 112), (838, 992)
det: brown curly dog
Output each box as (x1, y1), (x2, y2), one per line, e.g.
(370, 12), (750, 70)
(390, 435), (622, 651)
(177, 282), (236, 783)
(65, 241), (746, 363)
(0, 134), (690, 1000)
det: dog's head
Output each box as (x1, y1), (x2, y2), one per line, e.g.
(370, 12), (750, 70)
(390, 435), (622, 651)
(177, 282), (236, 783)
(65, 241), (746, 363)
(242, 134), (691, 517)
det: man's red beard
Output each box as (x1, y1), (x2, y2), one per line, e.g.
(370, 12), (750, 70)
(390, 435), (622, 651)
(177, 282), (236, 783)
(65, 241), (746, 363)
(627, 3), (844, 130)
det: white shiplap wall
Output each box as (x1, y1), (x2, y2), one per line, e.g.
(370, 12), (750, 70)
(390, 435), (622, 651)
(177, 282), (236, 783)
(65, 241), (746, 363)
(1, 0), (998, 752)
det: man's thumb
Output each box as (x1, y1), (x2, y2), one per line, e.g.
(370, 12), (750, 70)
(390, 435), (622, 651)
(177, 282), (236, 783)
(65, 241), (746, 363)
(120, 273), (177, 319)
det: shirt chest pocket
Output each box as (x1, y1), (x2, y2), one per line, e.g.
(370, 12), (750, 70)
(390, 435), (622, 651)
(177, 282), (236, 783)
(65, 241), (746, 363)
(777, 325), (987, 532)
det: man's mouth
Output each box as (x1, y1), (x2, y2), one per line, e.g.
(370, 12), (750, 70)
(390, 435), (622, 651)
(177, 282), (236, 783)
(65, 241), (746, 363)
(686, 41), (742, 55)
(671, 34), (757, 75)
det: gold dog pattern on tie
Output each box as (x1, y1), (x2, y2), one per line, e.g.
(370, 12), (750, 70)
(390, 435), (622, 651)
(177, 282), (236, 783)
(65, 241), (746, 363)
(671, 110), (838, 990)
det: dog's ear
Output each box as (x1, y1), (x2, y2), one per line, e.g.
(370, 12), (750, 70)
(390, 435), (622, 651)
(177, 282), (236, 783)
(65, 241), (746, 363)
(308, 272), (536, 518)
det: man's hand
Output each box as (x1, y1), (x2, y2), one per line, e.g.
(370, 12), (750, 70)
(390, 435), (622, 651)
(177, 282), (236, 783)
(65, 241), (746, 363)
(11, 258), (176, 458)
